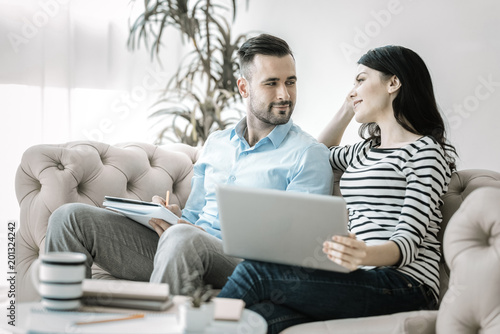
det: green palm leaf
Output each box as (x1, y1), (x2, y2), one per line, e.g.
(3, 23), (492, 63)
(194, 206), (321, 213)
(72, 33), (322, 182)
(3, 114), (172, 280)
(129, 0), (250, 145)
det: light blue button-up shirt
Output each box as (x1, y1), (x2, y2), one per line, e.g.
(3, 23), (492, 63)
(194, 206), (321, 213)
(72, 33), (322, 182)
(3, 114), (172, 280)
(181, 117), (334, 238)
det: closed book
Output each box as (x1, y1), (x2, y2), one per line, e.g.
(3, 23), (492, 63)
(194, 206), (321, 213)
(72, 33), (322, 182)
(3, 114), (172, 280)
(82, 279), (172, 311)
(82, 296), (173, 311)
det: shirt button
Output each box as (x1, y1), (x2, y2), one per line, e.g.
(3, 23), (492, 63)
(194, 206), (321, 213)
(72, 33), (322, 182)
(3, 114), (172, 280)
(229, 176), (236, 182)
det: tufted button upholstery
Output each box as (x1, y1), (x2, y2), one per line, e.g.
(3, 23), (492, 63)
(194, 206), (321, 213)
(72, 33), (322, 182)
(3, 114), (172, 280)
(15, 141), (199, 302)
(437, 187), (500, 333)
(437, 170), (500, 302)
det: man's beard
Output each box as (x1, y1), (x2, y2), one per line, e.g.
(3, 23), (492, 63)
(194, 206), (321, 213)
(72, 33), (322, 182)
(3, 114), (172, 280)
(249, 99), (294, 126)
(269, 101), (292, 114)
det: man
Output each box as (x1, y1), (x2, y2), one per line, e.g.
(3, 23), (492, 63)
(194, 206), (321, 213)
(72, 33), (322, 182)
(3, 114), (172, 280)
(46, 34), (333, 294)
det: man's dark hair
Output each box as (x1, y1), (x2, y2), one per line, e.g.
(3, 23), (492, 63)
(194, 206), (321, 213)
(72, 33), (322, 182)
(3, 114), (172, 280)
(237, 34), (294, 80)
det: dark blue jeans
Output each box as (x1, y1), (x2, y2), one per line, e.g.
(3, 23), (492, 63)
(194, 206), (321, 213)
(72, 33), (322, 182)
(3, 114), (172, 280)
(218, 260), (437, 334)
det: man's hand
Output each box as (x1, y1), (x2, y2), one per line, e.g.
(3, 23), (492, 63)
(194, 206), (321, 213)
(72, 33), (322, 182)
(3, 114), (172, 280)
(149, 194), (183, 237)
(149, 218), (173, 237)
(322, 233), (367, 271)
(149, 218), (205, 237)
(177, 219), (205, 232)
(152, 195), (182, 217)
(149, 195), (204, 236)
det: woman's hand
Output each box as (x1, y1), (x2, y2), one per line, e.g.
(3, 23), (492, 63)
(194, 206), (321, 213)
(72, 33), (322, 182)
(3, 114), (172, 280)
(341, 93), (355, 116)
(323, 233), (367, 271)
(317, 92), (356, 147)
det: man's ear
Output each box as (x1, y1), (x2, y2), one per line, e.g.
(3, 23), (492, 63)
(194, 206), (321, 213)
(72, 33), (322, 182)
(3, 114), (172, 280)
(237, 77), (249, 98)
(387, 75), (402, 94)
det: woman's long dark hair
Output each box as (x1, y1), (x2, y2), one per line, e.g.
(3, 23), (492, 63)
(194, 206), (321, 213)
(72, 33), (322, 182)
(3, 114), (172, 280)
(357, 46), (457, 170)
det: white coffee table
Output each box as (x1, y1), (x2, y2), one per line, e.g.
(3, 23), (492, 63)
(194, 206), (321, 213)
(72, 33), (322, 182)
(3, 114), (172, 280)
(11, 296), (267, 334)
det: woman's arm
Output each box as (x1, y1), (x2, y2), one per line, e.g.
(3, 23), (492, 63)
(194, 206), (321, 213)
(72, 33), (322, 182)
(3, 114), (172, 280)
(317, 97), (355, 147)
(323, 233), (401, 271)
(390, 141), (451, 267)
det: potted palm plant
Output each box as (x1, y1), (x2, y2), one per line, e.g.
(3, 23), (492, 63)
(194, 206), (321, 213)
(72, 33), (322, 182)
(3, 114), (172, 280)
(128, 0), (249, 146)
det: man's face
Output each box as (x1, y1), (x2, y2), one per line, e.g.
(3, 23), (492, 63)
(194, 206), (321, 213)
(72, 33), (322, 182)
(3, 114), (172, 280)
(241, 54), (297, 126)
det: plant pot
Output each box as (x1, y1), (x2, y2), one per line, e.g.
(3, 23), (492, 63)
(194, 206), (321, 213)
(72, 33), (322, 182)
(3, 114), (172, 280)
(202, 301), (214, 326)
(178, 301), (213, 333)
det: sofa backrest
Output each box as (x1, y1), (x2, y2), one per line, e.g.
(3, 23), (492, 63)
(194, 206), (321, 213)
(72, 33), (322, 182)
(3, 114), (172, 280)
(15, 141), (199, 302)
(437, 169), (500, 302)
(437, 186), (500, 332)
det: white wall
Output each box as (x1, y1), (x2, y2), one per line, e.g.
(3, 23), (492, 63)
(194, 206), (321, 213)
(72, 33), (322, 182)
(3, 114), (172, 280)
(0, 0), (182, 295)
(0, 0), (182, 229)
(233, 0), (500, 171)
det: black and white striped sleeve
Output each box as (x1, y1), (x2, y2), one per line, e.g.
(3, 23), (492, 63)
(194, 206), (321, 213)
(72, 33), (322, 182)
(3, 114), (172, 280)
(390, 142), (451, 267)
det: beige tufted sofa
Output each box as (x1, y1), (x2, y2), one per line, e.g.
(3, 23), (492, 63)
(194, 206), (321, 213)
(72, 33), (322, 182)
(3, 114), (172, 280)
(15, 141), (200, 303)
(15, 141), (500, 333)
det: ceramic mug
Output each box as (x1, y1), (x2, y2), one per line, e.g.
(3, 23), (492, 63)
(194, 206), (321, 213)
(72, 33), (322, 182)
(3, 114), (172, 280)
(31, 252), (87, 310)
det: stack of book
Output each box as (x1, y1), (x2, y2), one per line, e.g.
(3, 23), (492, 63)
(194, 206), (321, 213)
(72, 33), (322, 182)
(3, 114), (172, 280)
(82, 279), (173, 311)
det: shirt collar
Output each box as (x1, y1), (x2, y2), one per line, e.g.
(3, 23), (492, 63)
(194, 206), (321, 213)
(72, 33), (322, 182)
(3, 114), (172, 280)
(267, 119), (293, 148)
(230, 116), (293, 148)
(230, 117), (248, 141)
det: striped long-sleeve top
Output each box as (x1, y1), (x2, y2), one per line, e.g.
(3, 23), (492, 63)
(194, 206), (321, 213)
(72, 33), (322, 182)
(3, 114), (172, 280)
(329, 136), (452, 301)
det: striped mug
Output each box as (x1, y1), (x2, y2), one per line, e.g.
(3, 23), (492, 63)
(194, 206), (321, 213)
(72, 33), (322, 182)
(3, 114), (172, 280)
(31, 252), (86, 310)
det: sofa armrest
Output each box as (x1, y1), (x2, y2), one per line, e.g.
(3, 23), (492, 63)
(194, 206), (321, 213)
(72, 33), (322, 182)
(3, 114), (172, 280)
(437, 187), (500, 333)
(15, 141), (198, 302)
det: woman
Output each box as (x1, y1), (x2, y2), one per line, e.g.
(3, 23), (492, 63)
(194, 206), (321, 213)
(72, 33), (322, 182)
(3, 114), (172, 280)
(218, 45), (457, 334)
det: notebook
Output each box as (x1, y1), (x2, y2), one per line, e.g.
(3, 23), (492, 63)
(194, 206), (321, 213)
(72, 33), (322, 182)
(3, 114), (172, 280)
(103, 196), (179, 230)
(216, 185), (350, 273)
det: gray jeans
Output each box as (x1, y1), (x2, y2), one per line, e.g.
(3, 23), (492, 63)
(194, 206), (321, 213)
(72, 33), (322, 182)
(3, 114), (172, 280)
(46, 203), (241, 294)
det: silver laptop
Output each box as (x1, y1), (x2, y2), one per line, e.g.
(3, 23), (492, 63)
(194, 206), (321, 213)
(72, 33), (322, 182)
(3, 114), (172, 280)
(216, 185), (350, 273)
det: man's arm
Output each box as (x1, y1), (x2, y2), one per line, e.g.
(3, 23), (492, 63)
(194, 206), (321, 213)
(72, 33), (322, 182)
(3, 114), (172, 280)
(179, 161), (207, 225)
(286, 142), (334, 195)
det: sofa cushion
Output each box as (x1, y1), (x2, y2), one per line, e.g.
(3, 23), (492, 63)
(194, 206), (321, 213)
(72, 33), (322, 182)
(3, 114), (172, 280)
(281, 310), (438, 334)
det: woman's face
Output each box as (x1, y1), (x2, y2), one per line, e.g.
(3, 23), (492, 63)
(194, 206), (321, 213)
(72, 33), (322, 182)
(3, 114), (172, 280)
(349, 64), (393, 124)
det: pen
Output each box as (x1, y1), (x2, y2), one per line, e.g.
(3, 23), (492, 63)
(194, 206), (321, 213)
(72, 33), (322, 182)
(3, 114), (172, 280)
(75, 313), (145, 325)
(165, 190), (170, 206)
